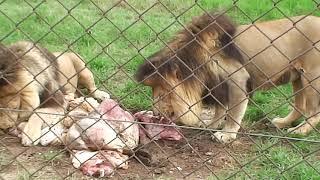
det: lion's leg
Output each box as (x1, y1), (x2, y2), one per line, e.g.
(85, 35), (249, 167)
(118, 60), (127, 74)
(212, 105), (227, 128)
(21, 113), (43, 146)
(201, 104), (226, 129)
(288, 83), (320, 135)
(41, 82), (65, 107)
(70, 53), (110, 101)
(60, 75), (78, 101)
(212, 81), (248, 143)
(78, 68), (110, 100)
(272, 79), (305, 128)
(288, 114), (320, 135)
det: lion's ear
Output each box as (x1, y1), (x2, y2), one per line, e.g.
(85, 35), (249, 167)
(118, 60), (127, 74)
(142, 76), (160, 86)
(173, 63), (182, 80)
(135, 60), (160, 86)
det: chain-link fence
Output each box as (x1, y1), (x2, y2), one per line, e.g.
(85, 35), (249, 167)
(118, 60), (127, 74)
(0, 0), (320, 179)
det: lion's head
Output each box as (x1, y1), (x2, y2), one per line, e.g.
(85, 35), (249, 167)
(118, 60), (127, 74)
(0, 43), (20, 87)
(135, 12), (244, 126)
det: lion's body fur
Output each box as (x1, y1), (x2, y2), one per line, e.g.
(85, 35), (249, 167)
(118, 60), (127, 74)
(0, 42), (110, 145)
(136, 12), (320, 142)
(236, 15), (320, 135)
(236, 15), (320, 90)
(0, 41), (63, 129)
(0, 41), (111, 130)
(136, 12), (250, 139)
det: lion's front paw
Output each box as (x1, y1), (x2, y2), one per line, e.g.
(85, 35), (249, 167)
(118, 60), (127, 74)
(287, 126), (309, 136)
(211, 132), (236, 143)
(198, 120), (211, 128)
(271, 117), (291, 129)
(199, 120), (222, 129)
(64, 94), (75, 101)
(18, 111), (32, 122)
(21, 124), (41, 146)
(92, 90), (110, 101)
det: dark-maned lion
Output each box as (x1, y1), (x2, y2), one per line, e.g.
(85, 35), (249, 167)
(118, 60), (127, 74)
(135, 12), (320, 143)
(0, 41), (64, 130)
(0, 41), (110, 146)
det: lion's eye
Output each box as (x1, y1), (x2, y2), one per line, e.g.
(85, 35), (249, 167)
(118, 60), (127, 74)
(0, 64), (5, 70)
(158, 93), (167, 100)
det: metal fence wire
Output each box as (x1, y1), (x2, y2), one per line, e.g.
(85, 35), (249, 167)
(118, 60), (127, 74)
(0, 0), (320, 179)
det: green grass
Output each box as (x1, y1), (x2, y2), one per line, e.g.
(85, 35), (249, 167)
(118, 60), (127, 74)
(2, 0), (319, 110)
(215, 138), (320, 179)
(35, 150), (64, 161)
(0, 151), (12, 167)
(1, 0), (320, 179)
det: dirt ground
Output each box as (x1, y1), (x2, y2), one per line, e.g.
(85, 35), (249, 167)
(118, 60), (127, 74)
(0, 129), (253, 180)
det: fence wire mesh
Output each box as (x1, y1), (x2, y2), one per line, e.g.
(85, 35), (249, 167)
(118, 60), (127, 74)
(0, 0), (320, 179)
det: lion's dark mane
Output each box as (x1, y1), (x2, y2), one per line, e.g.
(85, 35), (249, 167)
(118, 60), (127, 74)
(136, 11), (244, 106)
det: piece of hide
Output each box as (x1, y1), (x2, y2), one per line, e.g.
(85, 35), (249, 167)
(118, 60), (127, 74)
(14, 97), (100, 146)
(21, 107), (66, 146)
(40, 122), (65, 146)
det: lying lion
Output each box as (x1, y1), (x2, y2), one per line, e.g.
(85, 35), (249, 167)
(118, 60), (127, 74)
(136, 12), (320, 143)
(0, 41), (64, 129)
(0, 41), (110, 145)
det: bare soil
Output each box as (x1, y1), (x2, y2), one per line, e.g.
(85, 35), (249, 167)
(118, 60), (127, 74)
(0, 129), (253, 180)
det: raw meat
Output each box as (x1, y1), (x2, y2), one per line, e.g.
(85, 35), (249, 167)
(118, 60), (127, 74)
(12, 97), (183, 177)
(63, 97), (100, 128)
(99, 99), (140, 149)
(71, 150), (129, 177)
(16, 97), (100, 146)
(66, 116), (126, 150)
(134, 111), (183, 144)
(65, 99), (139, 151)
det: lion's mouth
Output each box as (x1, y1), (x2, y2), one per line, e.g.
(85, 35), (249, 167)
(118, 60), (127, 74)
(169, 112), (175, 118)
(153, 111), (176, 121)
(0, 77), (8, 86)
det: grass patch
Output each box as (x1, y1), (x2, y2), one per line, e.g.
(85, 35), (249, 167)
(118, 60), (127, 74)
(0, 151), (12, 167)
(1, 0), (320, 179)
(260, 141), (320, 179)
(35, 150), (64, 162)
(245, 85), (293, 123)
(216, 138), (320, 179)
(1, 0), (319, 110)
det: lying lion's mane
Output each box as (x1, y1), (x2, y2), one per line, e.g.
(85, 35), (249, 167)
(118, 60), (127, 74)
(0, 42), (64, 107)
